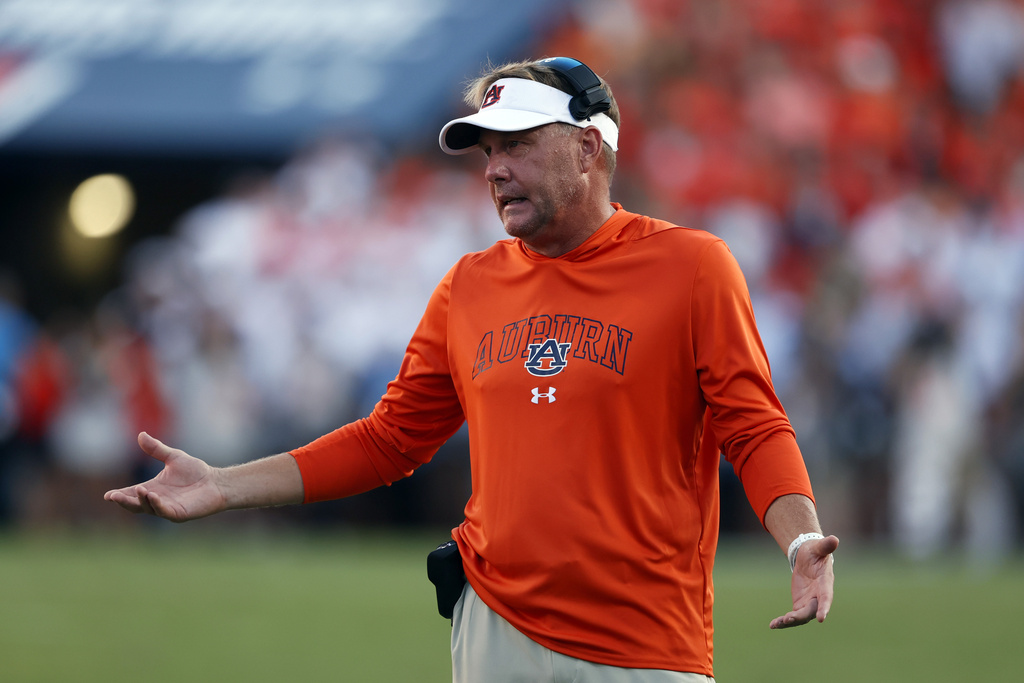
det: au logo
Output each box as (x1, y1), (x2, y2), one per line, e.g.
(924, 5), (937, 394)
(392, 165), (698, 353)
(525, 338), (571, 377)
(481, 84), (505, 108)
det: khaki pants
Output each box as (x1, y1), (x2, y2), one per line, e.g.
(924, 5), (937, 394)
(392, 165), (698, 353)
(451, 583), (715, 683)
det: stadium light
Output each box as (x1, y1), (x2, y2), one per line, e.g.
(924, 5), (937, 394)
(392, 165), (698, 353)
(68, 173), (135, 239)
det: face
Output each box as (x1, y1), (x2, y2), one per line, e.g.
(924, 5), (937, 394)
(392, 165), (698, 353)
(477, 125), (585, 249)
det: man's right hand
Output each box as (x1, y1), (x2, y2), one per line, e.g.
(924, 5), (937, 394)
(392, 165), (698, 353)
(104, 432), (227, 522)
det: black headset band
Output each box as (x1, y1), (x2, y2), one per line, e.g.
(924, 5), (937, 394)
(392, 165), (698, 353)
(538, 57), (612, 121)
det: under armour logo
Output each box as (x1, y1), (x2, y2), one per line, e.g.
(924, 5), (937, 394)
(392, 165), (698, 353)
(531, 387), (556, 404)
(525, 338), (571, 377)
(481, 84), (505, 108)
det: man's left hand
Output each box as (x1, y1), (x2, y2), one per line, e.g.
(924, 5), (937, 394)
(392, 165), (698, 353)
(769, 535), (839, 629)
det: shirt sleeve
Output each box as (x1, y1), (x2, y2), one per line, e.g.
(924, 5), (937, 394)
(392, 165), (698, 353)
(290, 269), (467, 503)
(690, 239), (814, 523)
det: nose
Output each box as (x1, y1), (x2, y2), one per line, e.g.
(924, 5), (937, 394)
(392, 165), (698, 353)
(484, 153), (510, 184)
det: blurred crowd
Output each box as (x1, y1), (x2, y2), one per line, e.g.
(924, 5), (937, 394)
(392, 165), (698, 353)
(2, 0), (1023, 561)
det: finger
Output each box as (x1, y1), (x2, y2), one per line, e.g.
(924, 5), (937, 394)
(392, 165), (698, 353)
(144, 490), (179, 522)
(770, 611), (812, 629)
(816, 581), (835, 623)
(104, 489), (137, 509)
(795, 536), (840, 575)
(799, 536), (839, 566)
(814, 539), (837, 623)
(137, 432), (174, 463)
(818, 535), (840, 557)
(770, 598), (817, 630)
(104, 488), (148, 514)
(104, 489), (127, 502)
(132, 486), (157, 515)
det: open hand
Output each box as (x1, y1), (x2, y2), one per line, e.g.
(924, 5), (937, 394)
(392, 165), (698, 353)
(104, 432), (225, 522)
(769, 535), (839, 629)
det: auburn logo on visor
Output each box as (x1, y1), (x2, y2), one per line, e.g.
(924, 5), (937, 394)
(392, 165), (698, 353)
(481, 84), (505, 108)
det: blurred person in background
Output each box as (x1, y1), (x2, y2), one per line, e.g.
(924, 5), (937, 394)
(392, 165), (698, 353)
(42, 298), (167, 527)
(0, 271), (43, 525)
(105, 56), (837, 682)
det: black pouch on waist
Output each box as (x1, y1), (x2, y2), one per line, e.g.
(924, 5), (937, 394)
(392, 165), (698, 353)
(427, 540), (466, 619)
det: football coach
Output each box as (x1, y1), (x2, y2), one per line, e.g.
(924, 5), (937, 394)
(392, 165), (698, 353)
(106, 56), (838, 682)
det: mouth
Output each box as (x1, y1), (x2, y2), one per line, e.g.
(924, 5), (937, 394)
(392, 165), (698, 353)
(498, 196), (527, 210)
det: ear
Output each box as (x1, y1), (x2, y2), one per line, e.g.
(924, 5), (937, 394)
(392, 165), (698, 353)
(578, 126), (604, 173)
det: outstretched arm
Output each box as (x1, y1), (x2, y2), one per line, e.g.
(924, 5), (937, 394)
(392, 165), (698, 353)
(763, 493), (839, 630)
(104, 432), (304, 522)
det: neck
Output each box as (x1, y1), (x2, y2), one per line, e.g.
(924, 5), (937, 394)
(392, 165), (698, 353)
(522, 199), (615, 258)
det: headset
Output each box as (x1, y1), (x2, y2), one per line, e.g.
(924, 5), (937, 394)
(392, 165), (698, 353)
(538, 57), (612, 121)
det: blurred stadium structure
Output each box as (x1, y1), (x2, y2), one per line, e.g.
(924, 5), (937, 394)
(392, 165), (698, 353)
(1, 0), (1023, 564)
(0, 0), (559, 155)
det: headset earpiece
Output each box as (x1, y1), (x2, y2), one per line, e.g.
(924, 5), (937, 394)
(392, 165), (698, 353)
(538, 57), (612, 121)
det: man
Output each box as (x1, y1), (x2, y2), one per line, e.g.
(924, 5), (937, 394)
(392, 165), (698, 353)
(106, 57), (838, 682)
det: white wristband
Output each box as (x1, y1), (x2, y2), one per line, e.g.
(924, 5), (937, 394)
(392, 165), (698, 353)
(787, 533), (824, 572)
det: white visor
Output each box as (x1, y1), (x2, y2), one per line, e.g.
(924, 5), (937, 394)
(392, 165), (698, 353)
(439, 78), (619, 155)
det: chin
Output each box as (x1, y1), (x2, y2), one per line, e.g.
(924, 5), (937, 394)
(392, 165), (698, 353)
(502, 222), (538, 241)
(500, 212), (544, 240)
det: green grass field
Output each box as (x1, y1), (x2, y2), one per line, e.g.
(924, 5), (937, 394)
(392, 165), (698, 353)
(2, 528), (1021, 682)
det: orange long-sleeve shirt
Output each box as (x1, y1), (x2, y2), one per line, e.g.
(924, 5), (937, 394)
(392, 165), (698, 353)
(292, 205), (813, 674)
